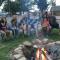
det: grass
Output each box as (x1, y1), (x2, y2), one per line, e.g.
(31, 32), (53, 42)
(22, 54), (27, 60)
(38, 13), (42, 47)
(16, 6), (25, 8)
(48, 29), (60, 41)
(0, 34), (32, 60)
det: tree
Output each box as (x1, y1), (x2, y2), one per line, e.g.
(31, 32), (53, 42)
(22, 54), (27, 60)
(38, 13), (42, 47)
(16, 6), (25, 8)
(3, 0), (20, 14)
(0, 0), (5, 6)
(37, 0), (48, 11)
(3, 0), (32, 14)
(20, 0), (29, 12)
(3, 0), (30, 14)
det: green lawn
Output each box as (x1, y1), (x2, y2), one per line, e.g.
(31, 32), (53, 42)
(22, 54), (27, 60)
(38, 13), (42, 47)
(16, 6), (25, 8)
(48, 29), (60, 41)
(0, 35), (32, 60)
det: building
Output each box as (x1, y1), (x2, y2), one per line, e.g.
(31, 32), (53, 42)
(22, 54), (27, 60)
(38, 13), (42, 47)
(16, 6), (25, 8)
(50, 6), (60, 16)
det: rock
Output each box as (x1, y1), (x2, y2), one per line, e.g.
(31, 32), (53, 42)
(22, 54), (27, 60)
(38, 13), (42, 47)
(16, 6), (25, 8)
(18, 57), (26, 60)
(13, 54), (24, 59)
(23, 41), (32, 46)
(22, 45), (33, 59)
(47, 42), (56, 46)
(43, 38), (48, 41)
(32, 39), (42, 45)
(14, 47), (22, 51)
(14, 48), (22, 52)
(18, 45), (24, 47)
(55, 41), (60, 44)
(14, 50), (23, 54)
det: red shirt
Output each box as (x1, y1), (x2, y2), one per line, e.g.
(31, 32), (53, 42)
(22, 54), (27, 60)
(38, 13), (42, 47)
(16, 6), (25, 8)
(42, 18), (49, 27)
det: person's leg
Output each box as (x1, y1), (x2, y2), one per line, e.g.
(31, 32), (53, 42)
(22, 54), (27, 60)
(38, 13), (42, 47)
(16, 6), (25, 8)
(11, 29), (15, 36)
(24, 30), (27, 35)
(27, 27), (31, 36)
(15, 28), (22, 38)
(42, 27), (47, 37)
(0, 32), (2, 40)
(15, 29), (18, 35)
(45, 27), (49, 37)
(0, 30), (6, 40)
(6, 30), (13, 38)
(48, 27), (52, 35)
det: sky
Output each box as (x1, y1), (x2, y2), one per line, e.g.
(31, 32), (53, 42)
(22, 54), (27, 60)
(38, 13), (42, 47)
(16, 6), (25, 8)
(56, 0), (60, 5)
(47, 0), (60, 11)
(48, 0), (60, 6)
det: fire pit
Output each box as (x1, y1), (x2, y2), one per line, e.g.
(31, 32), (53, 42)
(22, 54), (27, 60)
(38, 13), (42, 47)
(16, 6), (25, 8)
(9, 40), (60, 60)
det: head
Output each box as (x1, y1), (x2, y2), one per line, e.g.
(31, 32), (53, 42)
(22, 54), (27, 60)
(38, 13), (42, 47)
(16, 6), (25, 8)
(43, 16), (48, 22)
(44, 12), (48, 17)
(11, 15), (17, 23)
(43, 12), (48, 18)
(45, 12), (48, 15)
(3, 17), (7, 23)
(0, 17), (5, 23)
(3, 16), (6, 20)
(12, 15), (17, 20)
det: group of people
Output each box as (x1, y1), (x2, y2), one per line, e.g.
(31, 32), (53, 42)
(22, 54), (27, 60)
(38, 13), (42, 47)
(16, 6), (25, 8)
(0, 15), (25, 40)
(0, 12), (58, 40)
(0, 16), (17, 40)
(0, 15), (39, 40)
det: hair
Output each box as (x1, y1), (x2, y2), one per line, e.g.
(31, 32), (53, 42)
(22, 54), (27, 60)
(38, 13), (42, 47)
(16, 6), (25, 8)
(0, 18), (5, 23)
(11, 18), (17, 23)
(42, 16), (49, 23)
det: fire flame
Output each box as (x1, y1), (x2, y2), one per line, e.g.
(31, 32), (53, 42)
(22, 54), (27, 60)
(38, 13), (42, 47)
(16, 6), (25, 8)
(36, 48), (47, 60)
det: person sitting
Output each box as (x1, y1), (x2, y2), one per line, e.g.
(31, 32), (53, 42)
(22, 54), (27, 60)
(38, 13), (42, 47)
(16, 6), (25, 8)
(0, 18), (6, 40)
(10, 15), (19, 36)
(42, 16), (51, 37)
(0, 17), (13, 40)
(48, 13), (59, 29)
(18, 23), (23, 34)
(0, 18), (6, 31)
(23, 23), (27, 35)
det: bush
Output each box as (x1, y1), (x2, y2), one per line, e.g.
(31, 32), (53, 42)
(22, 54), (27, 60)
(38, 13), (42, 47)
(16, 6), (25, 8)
(51, 29), (59, 34)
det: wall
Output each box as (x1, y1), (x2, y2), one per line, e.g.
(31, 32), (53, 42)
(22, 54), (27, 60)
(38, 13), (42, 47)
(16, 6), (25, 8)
(52, 11), (60, 16)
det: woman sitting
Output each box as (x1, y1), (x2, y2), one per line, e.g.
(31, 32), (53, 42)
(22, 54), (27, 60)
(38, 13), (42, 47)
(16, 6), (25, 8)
(42, 16), (51, 37)
(0, 18), (6, 39)
(0, 17), (12, 39)
(10, 15), (19, 36)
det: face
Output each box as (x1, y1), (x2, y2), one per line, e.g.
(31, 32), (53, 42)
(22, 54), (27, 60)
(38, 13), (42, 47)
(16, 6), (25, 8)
(1, 21), (5, 25)
(13, 15), (17, 20)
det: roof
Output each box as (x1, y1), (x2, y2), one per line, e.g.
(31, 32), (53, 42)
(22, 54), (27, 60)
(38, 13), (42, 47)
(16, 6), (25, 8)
(51, 6), (60, 11)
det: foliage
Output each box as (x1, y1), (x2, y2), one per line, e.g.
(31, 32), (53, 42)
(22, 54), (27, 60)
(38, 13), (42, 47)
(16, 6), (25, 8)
(3, 0), (20, 14)
(0, 0), (5, 6)
(37, 0), (48, 11)
(3, 0), (30, 14)
(19, 0), (30, 12)
(48, 29), (60, 41)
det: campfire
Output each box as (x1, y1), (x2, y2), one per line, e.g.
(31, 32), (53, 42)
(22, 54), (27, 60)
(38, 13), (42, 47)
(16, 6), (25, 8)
(10, 39), (60, 60)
